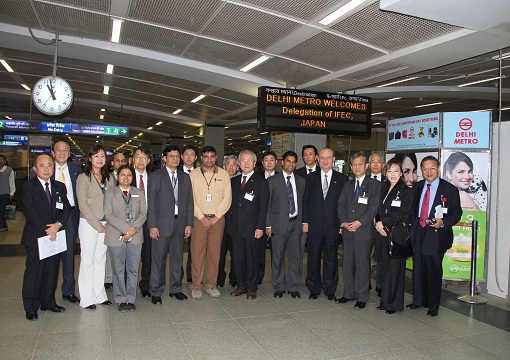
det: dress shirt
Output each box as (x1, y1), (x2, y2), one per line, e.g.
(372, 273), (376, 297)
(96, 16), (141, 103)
(134, 169), (148, 202)
(321, 169), (333, 186)
(37, 177), (52, 195)
(283, 171), (298, 217)
(0, 166), (16, 196)
(55, 162), (75, 207)
(372, 173), (382, 182)
(264, 171), (276, 179)
(242, 170), (254, 184)
(165, 167), (179, 214)
(189, 166), (232, 219)
(183, 166), (194, 173)
(307, 164), (317, 173)
(419, 177), (440, 216)
(354, 174), (366, 195)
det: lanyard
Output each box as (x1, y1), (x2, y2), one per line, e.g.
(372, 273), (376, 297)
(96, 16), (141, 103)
(200, 166), (216, 192)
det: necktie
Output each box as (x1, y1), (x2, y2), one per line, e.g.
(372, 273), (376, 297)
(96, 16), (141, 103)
(58, 166), (66, 183)
(241, 175), (247, 190)
(45, 182), (51, 204)
(419, 184), (431, 227)
(123, 190), (128, 196)
(171, 171), (178, 202)
(287, 176), (296, 215)
(322, 174), (328, 199)
(308, 168), (312, 173)
(354, 179), (360, 201)
(373, 175), (377, 180)
(139, 174), (145, 191)
(187, 168), (191, 173)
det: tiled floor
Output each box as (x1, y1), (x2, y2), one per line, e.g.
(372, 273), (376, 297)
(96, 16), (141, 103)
(1, 216), (510, 359)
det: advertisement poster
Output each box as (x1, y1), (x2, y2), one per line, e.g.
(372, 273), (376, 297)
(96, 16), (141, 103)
(386, 152), (438, 187)
(442, 112), (491, 149)
(386, 112), (440, 151)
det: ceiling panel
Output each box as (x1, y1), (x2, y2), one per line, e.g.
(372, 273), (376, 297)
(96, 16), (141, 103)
(213, 88), (256, 105)
(240, 0), (341, 21)
(48, 0), (110, 13)
(0, 0), (40, 28)
(250, 57), (328, 86)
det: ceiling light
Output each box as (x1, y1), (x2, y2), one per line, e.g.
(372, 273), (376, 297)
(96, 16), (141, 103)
(138, 133), (143, 136)
(387, 97), (401, 102)
(111, 18), (123, 43)
(472, 109), (493, 112)
(240, 55), (270, 72)
(319, 0), (369, 25)
(371, 112), (385, 116)
(0, 60), (14, 72)
(99, 114), (104, 120)
(147, 127), (153, 130)
(103, 85), (110, 94)
(134, 136), (138, 139)
(20, 84), (31, 91)
(458, 76), (501, 87)
(101, 108), (105, 112)
(260, 131), (268, 135)
(227, 138), (233, 140)
(492, 52), (510, 60)
(156, 121), (163, 125)
(96, 136), (99, 138)
(129, 140), (132, 142)
(373, 122), (381, 125)
(106, 64), (114, 74)
(243, 135), (251, 138)
(172, 109), (182, 115)
(501, 107), (510, 111)
(5, 116), (12, 120)
(191, 95), (206, 103)
(377, 77), (419, 88)
(415, 102), (443, 108)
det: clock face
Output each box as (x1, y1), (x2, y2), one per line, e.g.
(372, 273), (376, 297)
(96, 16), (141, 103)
(32, 76), (73, 116)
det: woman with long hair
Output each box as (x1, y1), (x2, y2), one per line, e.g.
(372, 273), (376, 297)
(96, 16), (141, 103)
(77, 145), (115, 309)
(394, 153), (418, 188)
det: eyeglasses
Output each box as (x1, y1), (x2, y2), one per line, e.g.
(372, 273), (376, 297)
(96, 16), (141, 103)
(240, 159), (254, 163)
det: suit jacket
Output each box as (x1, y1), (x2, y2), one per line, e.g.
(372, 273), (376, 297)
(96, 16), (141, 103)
(20, 177), (71, 246)
(295, 166), (316, 178)
(104, 186), (147, 245)
(303, 170), (348, 238)
(146, 168), (194, 236)
(409, 178), (462, 255)
(76, 173), (116, 231)
(227, 173), (269, 238)
(266, 172), (305, 235)
(338, 176), (381, 241)
(377, 180), (413, 230)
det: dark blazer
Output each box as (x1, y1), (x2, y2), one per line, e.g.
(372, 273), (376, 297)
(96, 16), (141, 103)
(377, 180), (413, 231)
(409, 179), (462, 255)
(20, 178), (71, 246)
(337, 176), (381, 241)
(295, 166), (316, 178)
(266, 173), (305, 235)
(146, 168), (194, 236)
(303, 170), (348, 238)
(227, 173), (269, 238)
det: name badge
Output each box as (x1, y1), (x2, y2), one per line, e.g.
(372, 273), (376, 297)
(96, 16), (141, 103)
(206, 194), (212, 202)
(391, 200), (401, 207)
(175, 204), (179, 215)
(56, 202), (64, 210)
(358, 196), (368, 204)
(244, 192), (254, 201)
(132, 194), (139, 198)
(442, 207), (448, 214)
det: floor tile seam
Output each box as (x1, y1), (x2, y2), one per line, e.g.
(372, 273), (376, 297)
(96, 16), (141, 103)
(171, 317), (244, 326)
(0, 268), (16, 293)
(213, 295), (289, 318)
(232, 316), (275, 360)
(171, 311), (196, 360)
(407, 337), (507, 358)
(30, 332), (41, 360)
(212, 296), (245, 319)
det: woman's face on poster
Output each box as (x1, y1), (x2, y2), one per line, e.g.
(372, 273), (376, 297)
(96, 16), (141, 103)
(402, 156), (417, 187)
(447, 161), (473, 190)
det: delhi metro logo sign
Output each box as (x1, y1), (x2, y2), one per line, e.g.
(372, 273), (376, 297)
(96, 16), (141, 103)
(459, 118), (472, 131)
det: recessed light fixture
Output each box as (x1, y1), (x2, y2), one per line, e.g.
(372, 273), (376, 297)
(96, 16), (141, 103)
(138, 133), (143, 136)
(156, 121), (163, 125)
(20, 84), (31, 91)
(191, 95), (206, 103)
(319, 0), (369, 25)
(458, 76), (501, 87)
(103, 85), (110, 94)
(101, 108), (105, 112)
(0, 60), (14, 72)
(106, 64), (114, 74)
(492, 52), (510, 60)
(371, 112), (385, 116)
(99, 114), (104, 120)
(5, 116), (12, 120)
(415, 102), (443, 108)
(172, 109), (182, 115)
(240, 55), (270, 72)
(111, 18), (123, 43)
(387, 97), (401, 102)
(377, 77), (419, 88)
(243, 135), (251, 138)
(373, 122), (381, 125)
(134, 136), (138, 139)
(260, 131), (268, 134)
(147, 127), (153, 130)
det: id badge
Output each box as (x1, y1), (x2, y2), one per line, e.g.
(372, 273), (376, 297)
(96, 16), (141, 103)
(391, 200), (401, 207)
(442, 207), (448, 214)
(56, 202), (64, 210)
(358, 196), (368, 205)
(244, 192), (254, 201)
(206, 194), (212, 202)
(175, 204), (179, 215)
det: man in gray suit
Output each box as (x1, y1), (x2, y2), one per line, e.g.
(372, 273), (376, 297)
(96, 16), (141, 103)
(147, 145), (194, 305)
(336, 152), (381, 309)
(266, 151), (305, 298)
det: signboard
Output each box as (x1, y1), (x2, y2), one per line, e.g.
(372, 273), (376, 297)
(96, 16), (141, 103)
(0, 141), (27, 146)
(0, 120), (129, 137)
(79, 125), (129, 136)
(442, 112), (491, 149)
(258, 86), (371, 136)
(41, 122), (72, 133)
(386, 113), (440, 150)
(0, 120), (38, 131)
(3, 134), (28, 141)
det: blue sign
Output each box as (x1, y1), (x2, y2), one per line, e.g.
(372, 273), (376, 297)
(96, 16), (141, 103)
(0, 141), (27, 146)
(3, 134), (28, 141)
(80, 125), (129, 136)
(0, 120), (38, 131)
(386, 113), (440, 151)
(41, 122), (71, 133)
(442, 112), (491, 149)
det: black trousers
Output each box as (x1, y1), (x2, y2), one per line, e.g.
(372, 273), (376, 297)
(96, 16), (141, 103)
(218, 231), (236, 285)
(306, 231), (339, 297)
(61, 207), (79, 296)
(138, 222), (151, 291)
(233, 235), (261, 292)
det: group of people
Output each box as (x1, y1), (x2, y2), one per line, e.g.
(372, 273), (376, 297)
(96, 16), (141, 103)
(19, 141), (462, 321)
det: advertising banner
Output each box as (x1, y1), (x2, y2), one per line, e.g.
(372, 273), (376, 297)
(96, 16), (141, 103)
(442, 112), (491, 149)
(386, 112), (440, 151)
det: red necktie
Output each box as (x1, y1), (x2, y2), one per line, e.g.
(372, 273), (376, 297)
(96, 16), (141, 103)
(123, 190), (128, 196)
(241, 175), (247, 190)
(419, 184), (431, 227)
(139, 174), (145, 191)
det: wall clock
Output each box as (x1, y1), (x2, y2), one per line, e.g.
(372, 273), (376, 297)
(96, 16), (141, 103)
(32, 76), (73, 116)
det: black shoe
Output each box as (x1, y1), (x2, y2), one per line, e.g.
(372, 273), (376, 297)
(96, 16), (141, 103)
(289, 291), (301, 299)
(334, 297), (354, 304)
(376, 287), (381, 297)
(169, 292), (188, 300)
(423, 303), (429, 308)
(354, 301), (366, 309)
(118, 303), (128, 312)
(258, 279), (263, 285)
(127, 303), (136, 311)
(86, 304), (96, 310)
(274, 291), (284, 298)
(377, 306), (386, 310)
(327, 295), (335, 301)
(217, 281), (225, 287)
(152, 296), (162, 305)
(427, 309), (438, 317)
(309, 293), (319, 300)
(187, 278), (192, 283)
(141, 290), (151, 298)
(26, 311), (38, 320)
(230, 281), (237, 288)
(386, 310), (396, 314)
(104, 283), (112, 289)
(40, 304), (65, 312)
(406, 303), (422, 310)
(100, 300), (112, 305)
(369, 283), (372, 290)
(62, 294), (80, 303)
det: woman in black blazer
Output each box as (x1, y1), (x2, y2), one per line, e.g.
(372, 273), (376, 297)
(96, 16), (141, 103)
(374, 157), (413, 314)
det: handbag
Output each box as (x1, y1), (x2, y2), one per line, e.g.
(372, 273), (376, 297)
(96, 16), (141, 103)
(388, 221), (413, 259)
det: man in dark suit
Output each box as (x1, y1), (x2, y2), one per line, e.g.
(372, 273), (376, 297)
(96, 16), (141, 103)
(131, 146), (151, 298)
(295, 145), (319, 178)
(227, 150), (269, 299)
(266, 150), (305, 298)
(21, 154), (71, 320)
(147, 145), (194, 305)
(302, 147), (348, 300)
(406, 156), (462, 316)
(337, 152), (381, 309)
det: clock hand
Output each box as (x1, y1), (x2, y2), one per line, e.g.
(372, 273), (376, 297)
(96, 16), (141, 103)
(46, 84), (56, 100)
(43, 94), (54, 106)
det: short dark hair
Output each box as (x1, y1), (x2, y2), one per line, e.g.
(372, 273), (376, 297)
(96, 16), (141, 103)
(52, 140), (71, 151)
(420, 155), (439, 168)
(163, 145), (181, 156)
(201, 145), (216, 155)
(301, 145), (318, 157)
(0, 154), (6, 161)
(134, 146), (150, 157)
(350, 152), (366, 164)
(182, 145), (198, 156)
(116, 164), (132, 185)
(282, 150), (298, 161)
(262, 150), (277, 161)
(386, 157), (403, 174)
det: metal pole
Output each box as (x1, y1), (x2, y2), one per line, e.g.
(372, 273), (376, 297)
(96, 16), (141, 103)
(458, 220), (487, 304)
